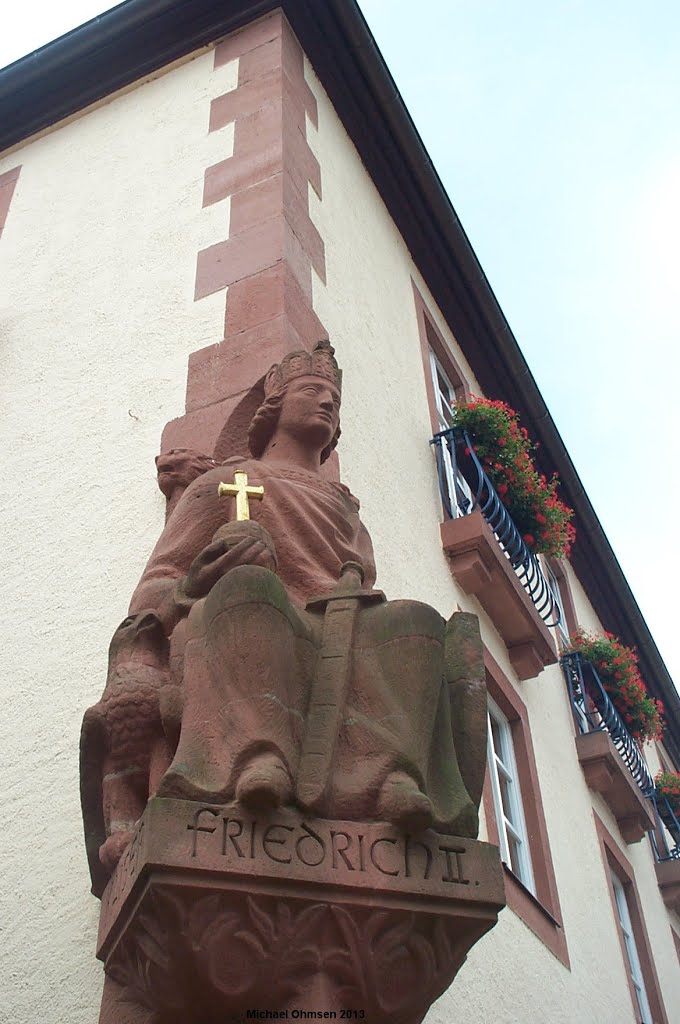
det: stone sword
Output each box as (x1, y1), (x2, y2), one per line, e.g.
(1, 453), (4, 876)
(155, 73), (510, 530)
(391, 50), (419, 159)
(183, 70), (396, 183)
(298, 560), (385, 810)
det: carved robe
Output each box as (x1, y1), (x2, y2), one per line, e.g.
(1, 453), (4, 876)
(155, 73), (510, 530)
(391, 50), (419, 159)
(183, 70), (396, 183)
(131, 456), (377, 613)
(130, 456), (476, 833)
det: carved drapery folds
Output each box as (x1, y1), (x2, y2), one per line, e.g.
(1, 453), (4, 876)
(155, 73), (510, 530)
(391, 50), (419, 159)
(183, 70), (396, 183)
(82, 341), (505, 1023)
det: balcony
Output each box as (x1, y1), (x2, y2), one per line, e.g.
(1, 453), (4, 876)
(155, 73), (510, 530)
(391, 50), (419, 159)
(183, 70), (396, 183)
(431, 427), (559, 680)
(650, 793), (680, 913)
(561, 652), (655, 844)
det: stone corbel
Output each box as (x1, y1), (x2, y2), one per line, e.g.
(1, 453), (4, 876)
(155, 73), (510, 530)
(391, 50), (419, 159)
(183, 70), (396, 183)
(440, 512), (558, 680)
(654, 858), (680, 914)
(575, 731), (655, 843)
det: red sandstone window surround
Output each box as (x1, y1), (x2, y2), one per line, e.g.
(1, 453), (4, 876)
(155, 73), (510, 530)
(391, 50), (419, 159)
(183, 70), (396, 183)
(672, 928), (680, 968)
(545, 558), (578, 646)
(482, 648), (570, 966)
(412, 280), (470, 432)
(0, 165), (21, 240)
(594, 813), (668, 1024)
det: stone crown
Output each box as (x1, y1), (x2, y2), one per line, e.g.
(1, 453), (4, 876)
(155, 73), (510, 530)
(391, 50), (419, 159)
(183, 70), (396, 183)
(263, 339), (342, 396)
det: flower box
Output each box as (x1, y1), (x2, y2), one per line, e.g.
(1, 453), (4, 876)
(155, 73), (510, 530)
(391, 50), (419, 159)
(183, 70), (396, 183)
(441, 511), (557, 680)
(655, 770), (680, 827)
(566, 631), (664, 744)
(453, 397), (575, 559)
(575, 731), (655, 844)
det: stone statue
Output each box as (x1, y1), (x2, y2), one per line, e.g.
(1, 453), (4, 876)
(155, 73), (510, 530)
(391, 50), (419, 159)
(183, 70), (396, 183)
(81, 339), (499, 1024)
(82, 340), (487, 887)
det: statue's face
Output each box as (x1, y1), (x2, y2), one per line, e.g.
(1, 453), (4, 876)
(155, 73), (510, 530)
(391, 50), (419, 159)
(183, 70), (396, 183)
(276, 374), (341, 450)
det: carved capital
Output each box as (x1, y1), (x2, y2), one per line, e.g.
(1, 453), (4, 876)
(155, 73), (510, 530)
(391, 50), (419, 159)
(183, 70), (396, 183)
(98, 799), (505, 1024)
(107, 890), (483, 1023)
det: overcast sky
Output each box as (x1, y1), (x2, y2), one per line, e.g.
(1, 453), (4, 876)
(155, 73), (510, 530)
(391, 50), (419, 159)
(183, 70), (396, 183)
(3, 2), (679, 688)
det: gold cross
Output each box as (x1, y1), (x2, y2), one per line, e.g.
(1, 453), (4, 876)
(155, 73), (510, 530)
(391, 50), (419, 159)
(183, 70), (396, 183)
(217, 471), (265, 521)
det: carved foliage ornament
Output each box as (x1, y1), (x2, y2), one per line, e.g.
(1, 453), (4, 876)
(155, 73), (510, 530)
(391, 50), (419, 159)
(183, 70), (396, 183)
(109, 889), (472, 1024)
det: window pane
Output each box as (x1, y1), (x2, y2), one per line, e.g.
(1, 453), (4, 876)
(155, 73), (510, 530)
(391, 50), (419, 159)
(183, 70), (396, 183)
(610, 873), (653, 1024)
(429, 348), (472, 517)
(490, 717), (504, 760)
(507, 834), (523, 879)
(498, 771), (517, 824)
(487, 700), (535, 894)
(546, 562), (570, 643)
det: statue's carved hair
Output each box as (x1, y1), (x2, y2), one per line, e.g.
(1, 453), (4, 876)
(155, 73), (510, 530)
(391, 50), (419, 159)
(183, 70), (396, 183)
(248, 385), (341, 464)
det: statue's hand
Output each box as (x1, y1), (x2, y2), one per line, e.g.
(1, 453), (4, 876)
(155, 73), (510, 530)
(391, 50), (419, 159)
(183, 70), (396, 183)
(183, 521), (277, 600)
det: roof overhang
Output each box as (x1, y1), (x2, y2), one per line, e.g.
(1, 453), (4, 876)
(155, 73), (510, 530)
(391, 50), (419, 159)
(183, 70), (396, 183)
(2, 0), (678, 761)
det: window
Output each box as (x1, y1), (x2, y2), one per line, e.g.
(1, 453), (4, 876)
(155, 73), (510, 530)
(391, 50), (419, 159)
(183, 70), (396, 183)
(428, 349), (472, 517)
(413, 279), (470, 427)
(487, 696), (535, 892)
(413, 280), (472, 523)
(546, 560), (571, 646)
(482, 650), (569, 965)
(430, 348), (456, 430)
(545, 557), (580, 652)
(595, 814), (668, 1024)
(610, 872), (654, 1024)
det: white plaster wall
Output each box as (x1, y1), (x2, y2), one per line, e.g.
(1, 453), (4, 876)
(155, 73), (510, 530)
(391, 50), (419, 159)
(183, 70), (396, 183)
(304, 56), (680, 1024)
(563, 557), (605, 635)
(0, 50), (238, 1023)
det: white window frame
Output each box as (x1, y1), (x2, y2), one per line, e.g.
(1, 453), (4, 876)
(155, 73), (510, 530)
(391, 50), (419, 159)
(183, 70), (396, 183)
(487, 697), (535, 894)
(610, 871), (653, 1024)
(545, 560), (570, 647)
(430, 348), (456, 429)
(428, 348), (472, 517)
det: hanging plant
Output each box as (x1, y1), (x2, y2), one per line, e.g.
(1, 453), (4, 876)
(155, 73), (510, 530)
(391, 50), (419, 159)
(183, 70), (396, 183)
(567, 630), (664, 744)
(655, 770), (680, 816)
(453, 396), (576, 559)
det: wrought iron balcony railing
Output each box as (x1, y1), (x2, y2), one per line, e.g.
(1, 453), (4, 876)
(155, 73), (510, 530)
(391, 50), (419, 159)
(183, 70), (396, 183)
(561, 651), (655, 798)
(430, 426), (562, 628)
(562, 629), (680, 863)
(650, 793), (680, 862)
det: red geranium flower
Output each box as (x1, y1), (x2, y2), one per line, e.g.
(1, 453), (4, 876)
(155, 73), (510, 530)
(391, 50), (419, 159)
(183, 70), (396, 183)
(454, 395), (576, 558)
(567, 630), (664, 744)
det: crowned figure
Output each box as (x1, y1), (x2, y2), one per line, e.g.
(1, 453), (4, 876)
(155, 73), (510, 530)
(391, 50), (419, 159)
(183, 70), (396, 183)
(82, 340), (485, 892)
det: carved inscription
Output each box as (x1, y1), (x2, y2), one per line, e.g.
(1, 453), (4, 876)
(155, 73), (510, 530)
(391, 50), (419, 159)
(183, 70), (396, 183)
(187, 808), (470, 885)
(99, 799), (504, 964)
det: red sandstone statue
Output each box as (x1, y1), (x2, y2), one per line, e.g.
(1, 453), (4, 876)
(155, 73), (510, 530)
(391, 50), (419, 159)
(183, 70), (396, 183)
(81, 612), (171, 891)
(81, 340), (486, 894)
(81, 340), (500, 1024)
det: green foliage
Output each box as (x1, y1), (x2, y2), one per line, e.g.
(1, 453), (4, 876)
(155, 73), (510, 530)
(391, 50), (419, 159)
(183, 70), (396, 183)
(454, 397), (575, 558)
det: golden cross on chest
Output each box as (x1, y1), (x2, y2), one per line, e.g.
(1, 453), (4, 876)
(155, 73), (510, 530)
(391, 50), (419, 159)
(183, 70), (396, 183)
(217, 471), (265, 521)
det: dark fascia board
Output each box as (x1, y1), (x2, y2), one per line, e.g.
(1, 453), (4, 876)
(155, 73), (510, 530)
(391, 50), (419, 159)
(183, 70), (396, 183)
(2, 0), (678, 763)
(0, 0), (277, 150)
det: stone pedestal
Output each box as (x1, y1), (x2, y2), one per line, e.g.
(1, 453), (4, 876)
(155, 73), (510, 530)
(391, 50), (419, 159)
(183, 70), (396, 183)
(97, 798), (505, 1024)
